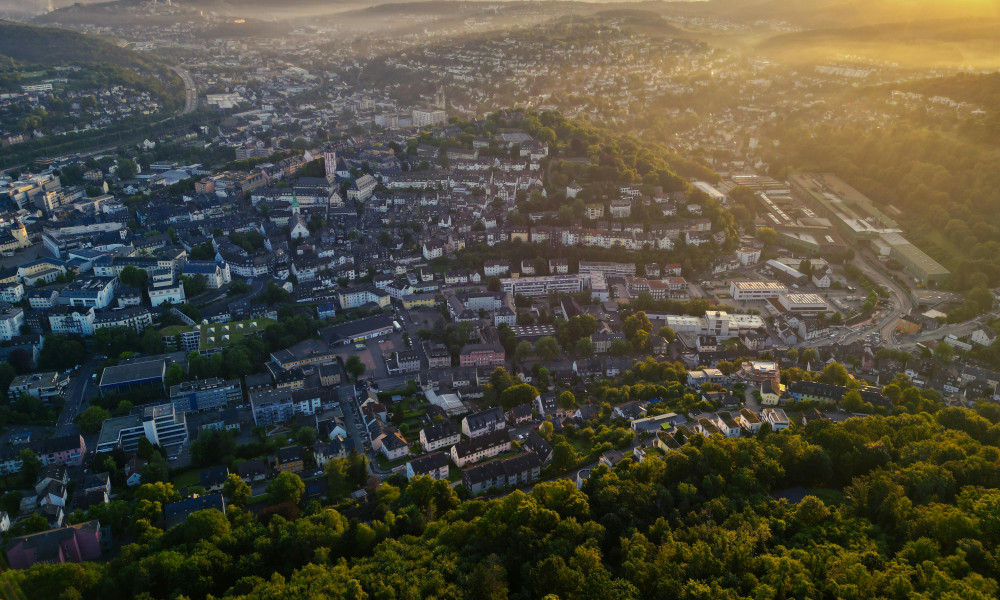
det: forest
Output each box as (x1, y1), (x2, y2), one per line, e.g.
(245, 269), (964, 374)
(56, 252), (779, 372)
(4, 401), (1000, 600)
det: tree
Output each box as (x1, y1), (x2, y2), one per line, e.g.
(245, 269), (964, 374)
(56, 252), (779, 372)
(817, 362), (850, 386)
(223, 473), (252, 507)
(118, 265), (147, 289)
(800, 348), (818, 366)
(297, 426), (318, 448)
(19, 448), (42, 482)
(514, 340), (534, 362)
(575, 338), (594, 357)
(785, 349), (799, 364)
(268, 472), (305, 505)
(934, 342), (954, 363)
(75, 406), (110, 434)
(345, 355), (365, 380)
(623, 312), (652, 339)
(164, 363), (185, 388)
(757, 226), (777, 246)
(609, 339), (629, 357)
(558, 390), (578, 410)
(183, 509), (230, 543)
(535, 336), (561, 361)
(658, 326), (676, 341)
(499, 383), (539, 410)
(550, 441), (577, 472)
(116, 158), (137, 180)
(538, 421), (554, 440)
(181, 274), (207, 298)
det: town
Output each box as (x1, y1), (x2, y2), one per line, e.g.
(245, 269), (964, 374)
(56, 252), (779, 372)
(0, 1), (999, 598)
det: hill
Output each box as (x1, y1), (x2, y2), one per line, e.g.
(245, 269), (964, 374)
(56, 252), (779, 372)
(0, 19), (149, 66)
(756, 17), (1000, 68)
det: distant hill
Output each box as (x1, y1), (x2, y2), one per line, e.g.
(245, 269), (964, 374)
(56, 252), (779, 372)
(689, 0), (1000, 28)
(756, 18), (1000, 68)
(0, 19), (142, 65)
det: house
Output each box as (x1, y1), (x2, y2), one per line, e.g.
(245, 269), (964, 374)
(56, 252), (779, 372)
(760, 380), (784, 405)
(451, 430), (511, 468)
(612, 401), (646, 421)
(534, 393), (560, 418)
(314, 439), (347, 467)
(461, 406), (506, 438)
(164, 494), (226, 529)
(462, 452), (541, 494)
(380, 431), (410, 461)
(522, 431), (552, 464)
(599, 450), (627, 469)
(274, 446), (305, 474)
(5, 520), (103, 569)
(81, 472), (111, 497)
(713, 412), (741, 437)
(738, 408), (762, 433)
(237, 459), (268, 483)
(761, 407), (790, 431)
(971, 326), (998, 347)
(419, 421), (461, 452)
(506, 404), (532, 425)
(406, 452), (450, 480)
(199, 466), (229, 493)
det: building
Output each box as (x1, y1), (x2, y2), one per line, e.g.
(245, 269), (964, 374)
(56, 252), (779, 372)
(5, 520), (102, 570)
(169, 378), (243, 413)
(320, 314), (394, 344)
(730, 280), (788, 302)
(406, 452), (450, 480)
(199, 466), (229, 493)
(164, 494), (226, 529)
(0, 434), (87, 475)
(7, 370), (66, 405)
(47, 306), (94, 336)
(93, 307), (153, 334)
(777, 293), (828, 314)
(95, 403), (188, 453)
(461, 406), (506, 438)
(463, 452), (541, 494)
(451, 430), (511, 468)
(419, 421), (461, 452)
(249, 388), (327, 426)
(459, 343), (505, 368)
(380, 431), (410, 460)
(181, 261), (231, 289)
(412, 108), (447, 127)
(237, 459), (268, 483)
(500, 274), (588, 297)
(314, 439), (348, 467)
(98, 359), (166, 395)
(274, 446), (305, 474)
(761, 407), (790, 432)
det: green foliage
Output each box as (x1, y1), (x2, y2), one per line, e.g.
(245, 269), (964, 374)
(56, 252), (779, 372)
(345, 355), (365, 380)
(268, 472), (305, 505)
(75, 405), (109, 434)
(37, 335), (87, 371)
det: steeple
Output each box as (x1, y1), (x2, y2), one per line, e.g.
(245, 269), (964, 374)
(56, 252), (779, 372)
(291, 188), (300, 215)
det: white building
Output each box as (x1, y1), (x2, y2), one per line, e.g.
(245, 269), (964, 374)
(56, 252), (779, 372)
(730, 280), (788, 302)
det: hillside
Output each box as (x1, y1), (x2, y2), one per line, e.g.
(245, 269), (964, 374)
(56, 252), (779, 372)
(756, 18), (1000, 68)
(4, 404), (1000, 600)
(0, 19), (147, 66)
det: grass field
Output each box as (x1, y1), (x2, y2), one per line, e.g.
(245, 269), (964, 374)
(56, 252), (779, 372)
(199, 319), (275, 349)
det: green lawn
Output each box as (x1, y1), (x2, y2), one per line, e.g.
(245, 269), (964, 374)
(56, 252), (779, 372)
(199, 319), (275, 349)
(172, 469), (200, 489)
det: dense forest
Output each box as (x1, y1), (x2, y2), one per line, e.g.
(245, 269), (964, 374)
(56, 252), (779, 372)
(5, 404), (1000, 600)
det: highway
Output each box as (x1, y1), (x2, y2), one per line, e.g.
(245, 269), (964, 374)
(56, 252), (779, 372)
(170, 66), (198, 116)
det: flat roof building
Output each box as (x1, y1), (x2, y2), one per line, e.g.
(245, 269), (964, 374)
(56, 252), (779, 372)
(98, 359), (166, 395)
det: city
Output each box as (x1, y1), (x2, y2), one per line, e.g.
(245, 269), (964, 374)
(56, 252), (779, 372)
(0, 0), (999, 598)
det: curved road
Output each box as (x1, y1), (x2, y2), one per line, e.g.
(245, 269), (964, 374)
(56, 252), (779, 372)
(169, 66), (198, 116)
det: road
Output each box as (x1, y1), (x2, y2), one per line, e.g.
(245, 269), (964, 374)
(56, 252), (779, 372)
(170, 66), (198, 116)
(56, 356), (101, 436)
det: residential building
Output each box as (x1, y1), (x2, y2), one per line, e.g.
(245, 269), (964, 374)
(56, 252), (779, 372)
(274, 446), (305, 474)
(169, 378), (243, 413)
(463, 452), (541, 494)
(8, 372), (69, 404)
(461, 406), (506, 438)
(451, 430), (511, 468)
(419, 421), (462, 452)
(5, 520), (102, 570)
(95, 403), (188, 453)
(406, 452), (450, 480)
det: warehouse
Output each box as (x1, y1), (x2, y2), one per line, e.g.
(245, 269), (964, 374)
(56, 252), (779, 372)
(777, 293), (829, 313)
(730, 280), (788, 302)
(98, 359), (166, 395)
